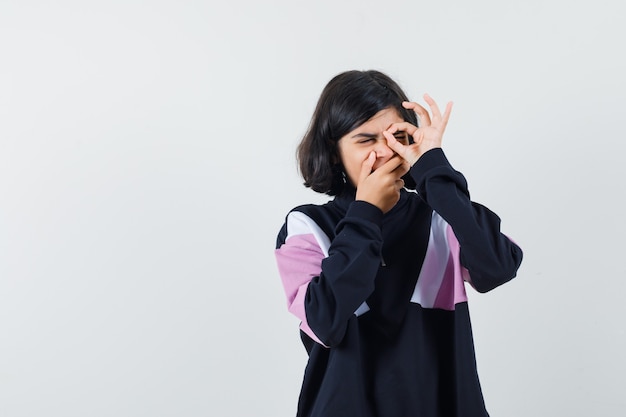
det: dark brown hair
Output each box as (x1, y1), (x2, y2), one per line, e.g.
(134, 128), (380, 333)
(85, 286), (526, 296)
(297, 70), (418, 196)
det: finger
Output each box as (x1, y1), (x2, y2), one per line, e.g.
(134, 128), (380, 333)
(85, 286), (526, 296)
(392, 158), (410, 177)
(376, 154), (407, 175)
(358, 151), (376, 185)
(423, 94), (443, 123)
(397, 159), (410, 176)
(383, 130), (407, 156)
(386, 122), (419, 136)
(387, 121), (422, 146)
(395, 178), (405, 190)
(403, 101), (431, 127)
(384, 131), (420, 167)
(441, 101), (453, 130)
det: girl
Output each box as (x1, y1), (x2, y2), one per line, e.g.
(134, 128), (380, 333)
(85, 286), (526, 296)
(275, 70), (523, 417)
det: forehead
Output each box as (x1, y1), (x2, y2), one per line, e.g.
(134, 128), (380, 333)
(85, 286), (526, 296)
(352, 107), (403, 133)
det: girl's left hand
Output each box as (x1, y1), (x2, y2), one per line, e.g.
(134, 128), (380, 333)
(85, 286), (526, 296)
(383, 94), (453, 166)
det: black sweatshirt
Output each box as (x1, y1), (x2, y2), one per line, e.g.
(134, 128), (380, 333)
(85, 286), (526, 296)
(275, 148), (523, 417)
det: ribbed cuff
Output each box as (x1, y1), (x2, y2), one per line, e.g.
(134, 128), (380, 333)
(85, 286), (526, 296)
(347, 200), (384, 227)
(410, 148), (452, 180)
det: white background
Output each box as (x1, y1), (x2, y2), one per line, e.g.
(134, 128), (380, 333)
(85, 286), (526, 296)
(1, 0), (624, 416)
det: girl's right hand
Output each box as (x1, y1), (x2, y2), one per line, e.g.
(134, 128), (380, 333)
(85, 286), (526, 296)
(355, 152), (409, 213)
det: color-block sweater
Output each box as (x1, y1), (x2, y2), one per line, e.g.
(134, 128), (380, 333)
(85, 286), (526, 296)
(275, 148), (523, 417)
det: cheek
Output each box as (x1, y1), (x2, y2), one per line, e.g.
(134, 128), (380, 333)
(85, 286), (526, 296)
(344, 154), (372, 184)
(337, 146), (356, 167)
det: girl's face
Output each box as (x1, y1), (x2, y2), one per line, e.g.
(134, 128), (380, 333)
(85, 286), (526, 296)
(337, 107), (409, 188)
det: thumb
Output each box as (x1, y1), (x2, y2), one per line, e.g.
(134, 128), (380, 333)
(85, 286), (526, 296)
(358, 151), (376, 186)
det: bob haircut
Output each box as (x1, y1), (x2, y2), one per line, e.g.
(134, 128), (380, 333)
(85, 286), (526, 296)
(297, 70), (418, 196)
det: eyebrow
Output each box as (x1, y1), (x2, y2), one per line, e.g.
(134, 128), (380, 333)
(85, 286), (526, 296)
(351, 133), (378, 139)
(351, 132), (407, 140)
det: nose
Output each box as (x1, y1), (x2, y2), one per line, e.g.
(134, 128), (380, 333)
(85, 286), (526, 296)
(374, 140), (394, 159)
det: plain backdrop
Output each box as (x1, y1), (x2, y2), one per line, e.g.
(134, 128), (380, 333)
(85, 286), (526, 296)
(1, 0), (625, 416)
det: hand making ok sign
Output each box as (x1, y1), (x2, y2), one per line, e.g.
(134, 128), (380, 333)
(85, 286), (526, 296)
(383, 94), (453, 166)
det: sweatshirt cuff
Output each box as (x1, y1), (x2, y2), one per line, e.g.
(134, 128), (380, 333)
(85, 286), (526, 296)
(346, 200), (384, 227)
(410, 148), (453, 180)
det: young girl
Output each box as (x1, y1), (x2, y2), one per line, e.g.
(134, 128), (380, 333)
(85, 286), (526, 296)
(275, 70), (523, 417)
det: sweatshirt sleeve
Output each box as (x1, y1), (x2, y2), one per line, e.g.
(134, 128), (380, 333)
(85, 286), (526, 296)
(410, 148), (523, 293)
(275, 202), (384, 347)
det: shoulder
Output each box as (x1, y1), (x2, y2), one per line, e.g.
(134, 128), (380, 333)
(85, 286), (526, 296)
(276, 201), (341, 250)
